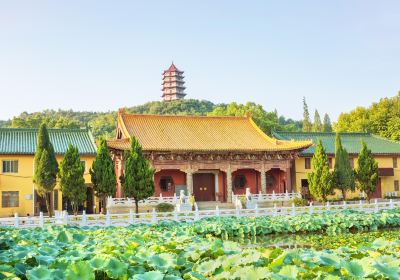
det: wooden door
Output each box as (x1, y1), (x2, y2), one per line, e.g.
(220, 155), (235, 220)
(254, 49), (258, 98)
(193, 173), (215, 201)
(370, 178), (382, 199)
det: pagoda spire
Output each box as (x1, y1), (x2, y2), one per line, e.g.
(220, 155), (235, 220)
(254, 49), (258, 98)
(162, 63), (186, 101)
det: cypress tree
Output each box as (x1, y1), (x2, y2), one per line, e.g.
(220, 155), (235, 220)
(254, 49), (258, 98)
(313, 110), (323, 132)
(323, 113), (332, 132)
(120, 137), (155, 214)
(307, 139), (333, 201)
(355, 141), (379, 201)
(58, 144), (86, 215)
(302, 97), (312, 132)
(90, 139), (116, 213)
(33, 123), (58, 217)
(333, 134), (355, 200)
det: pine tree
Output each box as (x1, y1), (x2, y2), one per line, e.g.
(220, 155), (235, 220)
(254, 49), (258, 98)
(355, 141), (379, 201)
(323, 113), (332, 132)
(33, 123), (58, 217)
(58, 144), (86, 215)
(120, 137), (155, 214)
(302, 97), (312, 132)
(333, 134), (355, 200)
(307, 139), (333, 201)
(313, 110), (322, 132)
(90, 139), (116, 213)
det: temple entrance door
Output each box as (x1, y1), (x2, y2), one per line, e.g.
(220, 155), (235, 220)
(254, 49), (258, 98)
(193, 173), (215, 201)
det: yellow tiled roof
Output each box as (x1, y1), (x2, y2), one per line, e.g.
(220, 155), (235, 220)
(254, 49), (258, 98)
(109, 111), (312, 152)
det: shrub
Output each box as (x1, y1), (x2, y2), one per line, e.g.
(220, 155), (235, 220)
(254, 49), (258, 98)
(291, 197), (308, 206)
(155, 203), (175, 212)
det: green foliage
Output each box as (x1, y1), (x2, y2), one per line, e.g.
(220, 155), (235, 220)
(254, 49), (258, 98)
(322, 113), (332, 132)
(120, 137), (155, 213)
(333, 134), (355, 199)
(33, 123), (59, 217)
(335, 93), (400, 140)
(89, 139), (116, 212)
(58, 144), (86, 215)
(307, 139), (333, 201)
(290, 197), (308, 206)
(3, 210), (400, 279)
(155, 203), (175, 212)
(302, 97), (312, 132)
(355, 141), (379, 201)
(312, 110), (322, 132)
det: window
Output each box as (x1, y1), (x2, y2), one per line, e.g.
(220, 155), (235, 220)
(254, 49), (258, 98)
(265, 174), (276, 188)
(2, 160), (18, 173)
(349, 158), (354, 169)
(328, 158), (333, 169)
(395, 180), (399, 192)
(2, 191), (19, 208)
(81, 161), (86, 172)
(305, 158), (311, 169)
(159, 176), (174, 192)
(394, 157), (398, 168)
(233, 174), (246, 189)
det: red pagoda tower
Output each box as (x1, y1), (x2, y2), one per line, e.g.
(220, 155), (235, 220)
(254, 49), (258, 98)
(162, 63), (186, 101)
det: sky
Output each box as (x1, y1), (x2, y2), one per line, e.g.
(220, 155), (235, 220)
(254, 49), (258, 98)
(0, 1), (399, 121)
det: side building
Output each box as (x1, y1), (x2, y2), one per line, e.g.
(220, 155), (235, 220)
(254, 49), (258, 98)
(273, 131), (400, 199)
(107, 110), (312, 202)
(0, 128), (98, 217)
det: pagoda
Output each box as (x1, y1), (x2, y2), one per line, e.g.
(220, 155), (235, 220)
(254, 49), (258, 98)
(162, 63), (186, 101)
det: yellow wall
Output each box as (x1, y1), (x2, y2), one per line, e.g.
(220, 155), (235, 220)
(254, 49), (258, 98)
(0, 154), (96, 217)
(294, 155), (400, 199)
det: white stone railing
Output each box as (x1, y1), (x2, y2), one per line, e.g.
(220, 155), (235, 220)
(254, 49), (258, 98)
(232, 190), (301, 205)
(107, 194), (178, 208)
(2, 199), (399, 228)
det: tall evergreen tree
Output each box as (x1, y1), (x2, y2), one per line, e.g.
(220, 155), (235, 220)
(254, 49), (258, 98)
(313, 110), (323, 132)
(90, 139), (116, 213)
(302, 97), (312, 132)
(120, 137), (155, 214)
(323, 113), (332, 132)
(58, 144), (86, 215)
(33, 123), (58, 217)
(355, 141), (379, 201)
(307, 139), (333, 201)
(333, 134), (355, 200)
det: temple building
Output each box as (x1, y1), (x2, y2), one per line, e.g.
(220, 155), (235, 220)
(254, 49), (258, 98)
(107, 110), (312, 202)
(273, 131), (400, 199)
(162, 63), (186, 101)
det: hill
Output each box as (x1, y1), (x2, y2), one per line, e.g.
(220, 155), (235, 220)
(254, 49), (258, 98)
(1, 99), (302, 139)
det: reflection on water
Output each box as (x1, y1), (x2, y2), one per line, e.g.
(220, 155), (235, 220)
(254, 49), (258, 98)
(220, 228), (400, 250)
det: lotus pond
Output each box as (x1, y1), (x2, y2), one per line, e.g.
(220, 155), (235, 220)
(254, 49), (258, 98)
(2, 209), (400, 279)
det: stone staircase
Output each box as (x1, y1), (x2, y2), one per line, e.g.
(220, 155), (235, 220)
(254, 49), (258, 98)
(196, 201), (235, 210)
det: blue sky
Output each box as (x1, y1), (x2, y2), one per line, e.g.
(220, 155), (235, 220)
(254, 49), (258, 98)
(0, 1), (399, 121)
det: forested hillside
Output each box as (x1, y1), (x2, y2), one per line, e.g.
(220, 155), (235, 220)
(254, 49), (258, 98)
(0, 99), (301, 139)
(334, 93), (400, 141)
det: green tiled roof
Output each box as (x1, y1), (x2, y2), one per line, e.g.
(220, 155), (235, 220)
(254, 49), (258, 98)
(0, 128), (97, 155)
(272, 131), (400, 156)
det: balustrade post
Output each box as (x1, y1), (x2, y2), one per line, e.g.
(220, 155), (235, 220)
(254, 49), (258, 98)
(309, 202), (313, 215)
(291, 203), (296, 217)
(326, 201), (330, 212)
(235, 206), (240, 217)
(63, 210), (68, 225)
(374, 199), (378, 213)
(359, 200), (363, 206)
(151, 208), (157, 224)
(272, 191), (276, 201)
(82, 210), (87, 226)
(106, 210), (111, 226)
(255, 203), (259, 217)
(173, 207), (178, 222)
(194, 203), (199, 221)
(273, 203), (277, 217)
(390, 199), (394, 209)
(343, 200), (347, 210)
(159, 193), (163, 202)
(39, 212), (44, 227)
(173, 193), (177, 204)
(129, 209), (134, 224)
(216, 206), (220, 217)
(14, 213), (19, 227)
(285, 190), (289, 200)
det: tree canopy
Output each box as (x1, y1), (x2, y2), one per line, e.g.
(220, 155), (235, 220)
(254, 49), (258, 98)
(334, 93), (400, 140)
(33, 123), (59, 217)
(355, 141), (379, 201)
(302, 97), (312, 132)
